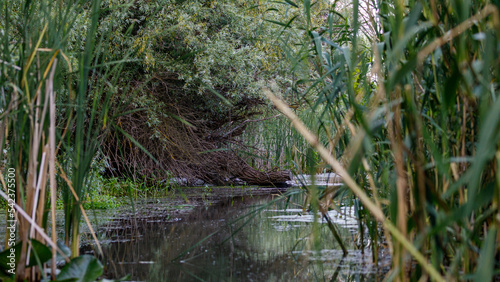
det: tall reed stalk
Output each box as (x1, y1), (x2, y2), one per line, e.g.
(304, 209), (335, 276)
(262, 0), (500, 279)
(0, 0), (130, 279)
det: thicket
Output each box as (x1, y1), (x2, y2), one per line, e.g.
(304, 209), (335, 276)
(2, 0), (500, 280)
(252, 0), (500, 280)
(92, 0), (295, 184)
(0, 0), (125, 279)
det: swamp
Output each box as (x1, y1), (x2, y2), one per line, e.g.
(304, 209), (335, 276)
(1, 0), (500, 281)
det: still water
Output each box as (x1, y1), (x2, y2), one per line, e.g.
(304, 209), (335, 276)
(100, 188), (390, 281)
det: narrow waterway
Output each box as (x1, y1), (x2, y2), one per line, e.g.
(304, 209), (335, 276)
(99, 186), (391, 281)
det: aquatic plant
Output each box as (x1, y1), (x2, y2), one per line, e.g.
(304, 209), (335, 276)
(0, 0), (132, 279)
(262, 0), (500, 280)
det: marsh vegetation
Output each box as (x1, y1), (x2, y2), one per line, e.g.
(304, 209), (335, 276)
(1, 0), (500, 280)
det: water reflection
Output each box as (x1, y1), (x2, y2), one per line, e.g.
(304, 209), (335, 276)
(268, 206), (359, 229)
(102, 190), (390, 281)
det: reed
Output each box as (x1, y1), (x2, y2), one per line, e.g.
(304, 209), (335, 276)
(262, 0), (500, 279)
(0, 0), (131, 279)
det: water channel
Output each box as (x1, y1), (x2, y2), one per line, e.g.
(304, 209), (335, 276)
(97, 185), (391, 281)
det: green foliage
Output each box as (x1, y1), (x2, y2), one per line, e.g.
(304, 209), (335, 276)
(71, 0), (307, 183)
(3, 0), (499, 279)
(238, 108), (326, 172)
(261, 0), (500, 279)
(96, 0), (292, 113)
(97, 175), (170, 199)
(0, 240), (52, 277)
(84, 190), (121, 209)
(56, 255), (103, 282)
(0, 0), (135, 278)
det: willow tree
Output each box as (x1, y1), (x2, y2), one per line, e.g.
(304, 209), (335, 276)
(92, 0), (295, 184)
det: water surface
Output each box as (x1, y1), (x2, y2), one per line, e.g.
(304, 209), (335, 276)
(100, 188), (391, 281)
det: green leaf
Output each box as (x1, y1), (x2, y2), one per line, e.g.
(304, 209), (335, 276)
(474, 228), (497, 281)
(27, 240), (53, 267)
(304, 0), (311, 26)
(282, 0), (298, 7)
(311, 31), (323, 58)
(165, 112), (196, 128)
(391, 21), (431, 61)
(199, 81), (232, 106)
(0, 239), (52, 276)
(388, 55), (417, 91)
(48, 241), (72, 267)
(0, 244), (17, 277)
(264, 18), (293, 28)
(341, 47), (351, 70)
(265, 15), (298, 34)
(56, 255), (103, 282)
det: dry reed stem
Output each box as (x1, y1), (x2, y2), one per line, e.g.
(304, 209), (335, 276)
(417, 4), (500, 64)
(35, 148), (49, 232)
(33, 51), (60, 107)
(20, 49), (60, 278)
(27, 151), (47, 265)
(20, 48), (45, 280)
(0, 59), (21, 71)
(55, 161), (103, 256)
(264, 88), (445, 282)
(265, 87), (384, 219)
